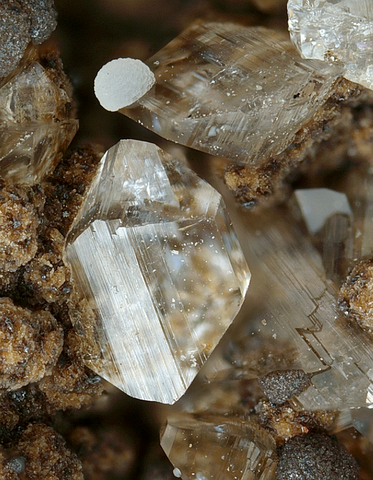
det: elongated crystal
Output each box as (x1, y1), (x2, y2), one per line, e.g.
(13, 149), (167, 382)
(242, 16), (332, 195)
(65, 140), (250, 404)
(120, 23), (342, 165)
(288, 0), (373, 90)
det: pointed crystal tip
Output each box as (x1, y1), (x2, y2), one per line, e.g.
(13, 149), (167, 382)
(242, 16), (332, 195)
(66, 139), (250, 404)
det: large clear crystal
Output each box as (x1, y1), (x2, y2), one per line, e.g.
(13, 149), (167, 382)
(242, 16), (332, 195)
(65, 140), (250, 404)
(288, 0), (373, 90)
(0, 60), (78, 183)
(120, 23), (342, 165)
(160, 413), (278, 480)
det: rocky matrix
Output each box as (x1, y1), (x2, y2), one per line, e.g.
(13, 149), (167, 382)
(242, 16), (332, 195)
(1, 1), (373, 480)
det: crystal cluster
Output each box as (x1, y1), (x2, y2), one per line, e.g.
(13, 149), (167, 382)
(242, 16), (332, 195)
(65, 139), (249, 404)
(120, 23), (343, 165)
(0, 54), (78, 184)
(288, 0), (373, 90)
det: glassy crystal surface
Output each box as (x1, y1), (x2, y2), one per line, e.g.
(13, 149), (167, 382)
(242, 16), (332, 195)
(65, 140), (250, 404)
(0, 60), (78, 183)
(294, 189), (353, 283)
(203, 191), (373, 411)
(288, 0), (373, 89)
(121, 23), (342, 165)
(160, 413), (277, 480)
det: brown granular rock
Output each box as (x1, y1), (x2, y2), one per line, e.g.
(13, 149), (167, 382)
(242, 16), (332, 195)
(260, 369), (310, 405)
(68, 425), (136, 480)
(0, 182), (41, 272)
(275, 433), (359, 480)
(258, 400), (337, 444)
(38, 330), (103, 412)
(0, 297), (63, 391)
(339, 258), (373, 331)
(23, 228), (70, 304)
(17, 423), (83, 480)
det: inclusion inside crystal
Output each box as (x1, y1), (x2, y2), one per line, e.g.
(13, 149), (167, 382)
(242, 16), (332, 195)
(65, 140), (250, 404)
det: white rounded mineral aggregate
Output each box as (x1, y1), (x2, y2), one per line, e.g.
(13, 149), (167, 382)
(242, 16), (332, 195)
(94, 58), (155, 112)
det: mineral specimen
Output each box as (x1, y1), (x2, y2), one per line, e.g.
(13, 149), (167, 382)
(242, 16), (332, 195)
(160, 413), (278, 480)
(65, 139), (249, 404)
(0, 0), (57, 78)
(288, 0), (373, 90)
(275, 433), (359, 480)
(116, 23), (343, 165)
(0, 52), (78, 184)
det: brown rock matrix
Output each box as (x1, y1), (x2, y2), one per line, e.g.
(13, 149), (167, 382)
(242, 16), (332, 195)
(275, 433), (360, 480)
(0, 0), (57, 78)
(0, 297), (63, 390)
(339, 258), (373, 330)
(260, 369), (310, 405)
(0, 182), (40, 272)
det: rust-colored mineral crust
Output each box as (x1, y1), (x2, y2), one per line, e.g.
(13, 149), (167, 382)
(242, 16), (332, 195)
(339, 258), (373, 331)
(0, 298), (63, 390)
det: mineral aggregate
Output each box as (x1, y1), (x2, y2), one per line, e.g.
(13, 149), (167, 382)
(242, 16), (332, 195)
(260, 369), (311, 405)
(0, 0), (57, 78)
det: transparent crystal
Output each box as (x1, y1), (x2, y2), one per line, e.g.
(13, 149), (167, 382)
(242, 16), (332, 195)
(294, 189), (353, 283)
(351, 407), (373, 443)
(288, 0), (373, 89)
(65, 140), (250, 404)
(0, 61), (78, 183)
(160, 413), (278, 480)
(121, 23), (342, 164)
(202, 192), (373, 411)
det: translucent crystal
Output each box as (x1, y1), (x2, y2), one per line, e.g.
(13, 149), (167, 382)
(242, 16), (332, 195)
(120, 23), (342, 164)
(0, 61), (78, 183)
(203, 192), (373, 411)
(160, 413), (278, 480)
(294, 188), (353, 283)
(288, 0), (373, 89)
(65, 140), (250, 404)
(351, 407), (373, 443)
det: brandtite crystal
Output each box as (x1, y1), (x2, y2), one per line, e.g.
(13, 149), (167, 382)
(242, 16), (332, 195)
(115, 23), (343, 165)
(65, 139), (250, 404)
(288, 0), (373, 90)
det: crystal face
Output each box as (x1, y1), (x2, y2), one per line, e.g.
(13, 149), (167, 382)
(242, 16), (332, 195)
(288, 0), (373, 89)
(65, 140), (250, 404)
(160, 413), (278, 480)
(120, 23), (342, 165)
(0, 60), (78, 183)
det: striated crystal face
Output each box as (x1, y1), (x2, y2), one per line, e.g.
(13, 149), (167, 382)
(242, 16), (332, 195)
(65, 140), (250, 404)
(160, 413), (278, 480)
(288, 0), (373, 89)
(0, 60), (78, 183)
(120, 23), (342, 165)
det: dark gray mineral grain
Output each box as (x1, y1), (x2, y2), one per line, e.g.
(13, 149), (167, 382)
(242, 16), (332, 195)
(260, 369), (310, 405)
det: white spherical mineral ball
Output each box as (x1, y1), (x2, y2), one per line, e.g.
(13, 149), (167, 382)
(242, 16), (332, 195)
(94, 57), (155, 111)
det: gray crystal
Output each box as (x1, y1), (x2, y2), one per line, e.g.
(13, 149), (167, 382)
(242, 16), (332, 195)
(120, 23), (342, 165)
(288, 0), (373, 89)
(65, 140), (249, 404)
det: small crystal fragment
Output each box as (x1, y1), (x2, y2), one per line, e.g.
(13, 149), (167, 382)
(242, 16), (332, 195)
(94, 58), (155, 111)
(120, 23), (342, 164)
(294, 189), (352, 235)
(0, 59), (78, 183)
(160, 413), (278, 480)
(65, 140), (250, 404)
(288, 0), (373, 90)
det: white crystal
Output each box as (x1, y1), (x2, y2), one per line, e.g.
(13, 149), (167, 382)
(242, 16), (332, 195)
(294, 188), (352, 235)
(288, 0), (373, 89)
(65, 140), (250, 404)
(94, 58), (155, 111)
